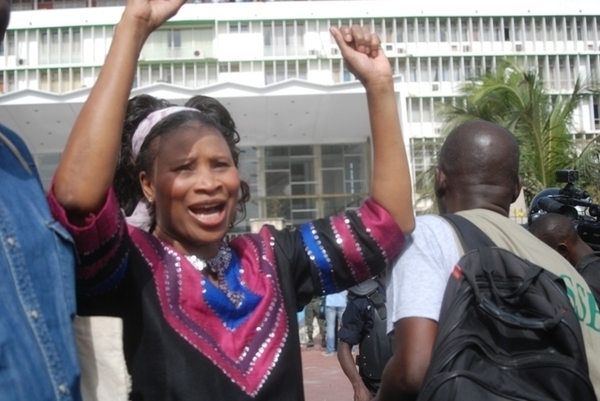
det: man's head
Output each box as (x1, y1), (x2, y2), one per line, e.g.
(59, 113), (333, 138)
(435, 120), (521, 216)
(529, 213), (593, 266)
(0, 0), (10, 42)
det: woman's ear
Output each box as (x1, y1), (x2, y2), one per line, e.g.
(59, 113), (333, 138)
(139, 171), (155, 204)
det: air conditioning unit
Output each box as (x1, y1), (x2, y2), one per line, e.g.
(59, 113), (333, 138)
(588, 43), (594, 51)
(451, 44), (458, 52)
(17, 58), (25, 66)
(515, 43), (523, 52)
(462, 44), (471, 52)
(308, 49), (318, 56)
(384, 43), (404, 55)
(432, 83), (440, 92)
(193, 50), (204, 57)
(434, 127), (442, 134)
(330, 46), (340, 56)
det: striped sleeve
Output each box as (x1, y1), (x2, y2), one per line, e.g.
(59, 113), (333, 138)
(47, 188), (130, 297)
(299, 198), (404, 295)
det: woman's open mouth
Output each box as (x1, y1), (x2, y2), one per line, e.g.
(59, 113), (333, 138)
(188, 202), (227, 227)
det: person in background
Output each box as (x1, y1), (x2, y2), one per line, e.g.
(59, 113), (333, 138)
(322, 290), (347, 356)
(48, 0), (415, 396)
(305, 295), (326, 348)
(0, 0), (81, 399)
(376, 120), (600, 400)
(529, 212), (600, 304)
(337, 277), (392, 401)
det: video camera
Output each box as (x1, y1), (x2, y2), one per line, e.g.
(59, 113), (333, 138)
(528, 170), (600, 247)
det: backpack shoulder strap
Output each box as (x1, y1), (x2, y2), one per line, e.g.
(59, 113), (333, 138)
(441, 214), (496, 252)
(366, 289), (387, 321)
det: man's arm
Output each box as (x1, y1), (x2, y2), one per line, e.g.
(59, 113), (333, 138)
(374, 318), (438, 401)
(337, 298), (372, 401)
(378, 215), (458, 400)
(337, 341), (372, 401)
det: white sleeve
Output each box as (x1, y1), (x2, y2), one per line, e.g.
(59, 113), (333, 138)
(385, 215), (459, 334)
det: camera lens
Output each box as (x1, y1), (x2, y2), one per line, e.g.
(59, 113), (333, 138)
(537, 198), (578, 221)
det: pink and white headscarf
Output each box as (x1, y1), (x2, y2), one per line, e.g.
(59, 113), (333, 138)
(131, 106), (202, 158)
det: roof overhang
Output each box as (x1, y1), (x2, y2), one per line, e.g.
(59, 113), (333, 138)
(0, 77), (404, 156)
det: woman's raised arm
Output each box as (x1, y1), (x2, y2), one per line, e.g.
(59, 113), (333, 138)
(330, 25), (415, 234)
(53, 0), (186, 220)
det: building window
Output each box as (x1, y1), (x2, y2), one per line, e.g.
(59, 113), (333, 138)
(408, 98), (419, 123)
(417, 20), (427, 43)
(396, 19), (404, 42)
(384, 19), (394, 43)
(232, 144), (368, 231)
(450, 20), (459, 42)
(167, 29), (181, 49)
(440, 21), (448, 42)
(593, 96), (599, 129)
(6, 31), (15, 56)
(407, 20), (415, 42)
(410, 137), (443, 192)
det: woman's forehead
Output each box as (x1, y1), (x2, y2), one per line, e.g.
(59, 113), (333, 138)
(154, 124), (231, 156)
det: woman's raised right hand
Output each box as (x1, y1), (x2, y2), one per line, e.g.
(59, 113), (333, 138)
(121, 0), (187, 38)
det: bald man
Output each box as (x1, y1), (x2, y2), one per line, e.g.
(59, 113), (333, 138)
(375, 120), (600, 401)
(529, 213), (600, 304)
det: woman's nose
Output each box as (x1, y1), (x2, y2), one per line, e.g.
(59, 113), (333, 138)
(192, 167), (220, 192)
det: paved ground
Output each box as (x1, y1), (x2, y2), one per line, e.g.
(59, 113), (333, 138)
(302, 339), (353, 401)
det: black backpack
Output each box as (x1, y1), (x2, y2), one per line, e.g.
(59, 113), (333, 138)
(417, 214), (596, 401)
(354, 287), (393, 385)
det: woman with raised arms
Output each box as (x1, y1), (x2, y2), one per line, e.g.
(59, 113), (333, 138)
(49, 0), (415, 399)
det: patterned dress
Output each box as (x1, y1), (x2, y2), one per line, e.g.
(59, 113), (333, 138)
(48, 190), (404, 401)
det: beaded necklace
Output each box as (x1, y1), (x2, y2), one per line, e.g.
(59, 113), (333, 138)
(185, 242), (244, 308)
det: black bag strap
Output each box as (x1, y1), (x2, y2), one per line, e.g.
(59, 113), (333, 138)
(441, 214), (561, 330)
(366, 290), (387, 321)
(442, 214), (541, 297)
(441, 214), (495, 251)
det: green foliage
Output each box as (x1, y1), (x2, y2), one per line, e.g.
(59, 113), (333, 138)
(432, 59), (599, 206)
(414, 165), (438, 215)
(575, 136), (600, 201)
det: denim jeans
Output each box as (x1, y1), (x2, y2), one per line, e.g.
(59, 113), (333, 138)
(325, 306), (346, 353)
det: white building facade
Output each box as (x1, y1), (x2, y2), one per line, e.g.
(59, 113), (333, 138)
(1, 0), (599, 230)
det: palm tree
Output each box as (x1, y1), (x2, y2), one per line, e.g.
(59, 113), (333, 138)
(437, 59), (600, 206)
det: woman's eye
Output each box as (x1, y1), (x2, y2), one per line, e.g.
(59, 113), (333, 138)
(215, 160), (231, 168)
(176, 164), (193, 171)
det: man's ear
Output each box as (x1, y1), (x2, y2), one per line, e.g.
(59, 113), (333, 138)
(139, 171), (154, 203)
(512, 176), (523, 203)
(556, 243), (570, 260)
(434, 166), (446, 199)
